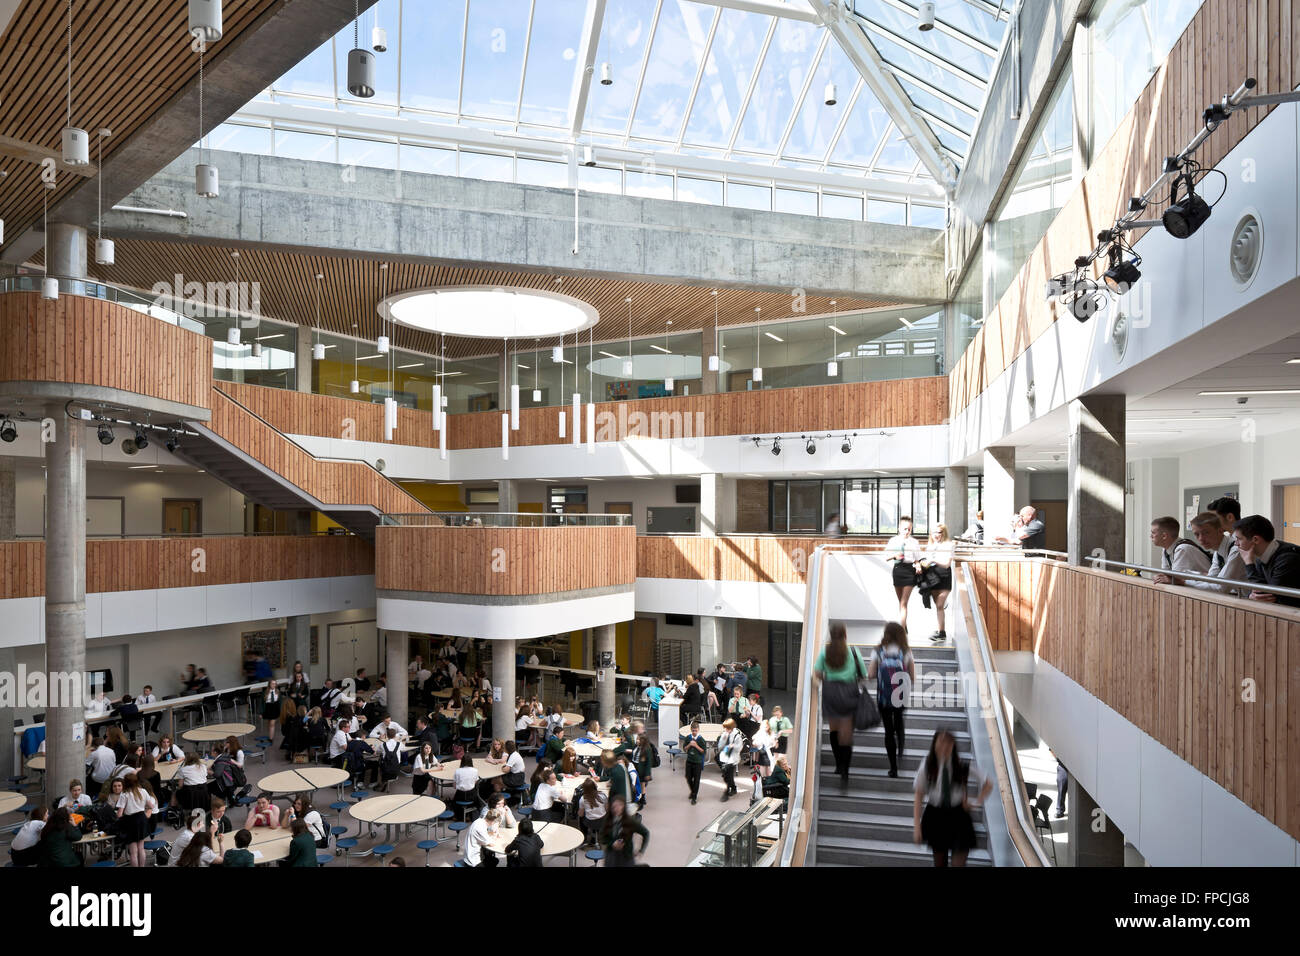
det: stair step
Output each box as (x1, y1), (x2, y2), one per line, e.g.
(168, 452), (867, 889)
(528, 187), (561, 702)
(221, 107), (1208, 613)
(818, 808), (986, 843)
(818, 766), (983, 795)
(819, 743), (969, 771)
(815, 835), (992, 867)
(819, 790), (984, 821)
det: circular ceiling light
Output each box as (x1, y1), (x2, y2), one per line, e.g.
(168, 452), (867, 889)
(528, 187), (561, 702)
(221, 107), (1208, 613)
(381, 286), (599, 339)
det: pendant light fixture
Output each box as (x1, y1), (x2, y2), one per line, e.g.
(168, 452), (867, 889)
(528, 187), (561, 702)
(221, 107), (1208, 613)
(376, 262), (390, 354)
(557, 332), (567, 439)
(60, 1), (88, 167)
(41, 187), (58, 301)
(250, 261), (263, 357)
(827, 299), (839, 377)
(93, 128), (113, 264)
(0, 169), (7, 246)
(349, 322), (360, 393)
(432, 332), (443, 430)
(312, 273), (325, 360)
(509, 337), (520, 430)
(501, 411), (510, 461)
(622, 297), (634, 377)
(385, 395), (396, 441)
(586, 325), (595, 454)
(708, 290), (720, 372)
(226, 251), (241, 344)
(663, 320), (674, 392)
(188, 0), (223, 44)
(752, 307), (763, 382)
(824, 81), (837, 106)
(347, 0), (376, 98)
(532, 339), (541, 402)
(195, 38), (218, 197)
(371, 3), (387, 52)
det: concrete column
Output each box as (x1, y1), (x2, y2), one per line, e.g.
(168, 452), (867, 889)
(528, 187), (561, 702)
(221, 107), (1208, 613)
(982, 446), (1017, 544)
(44, 412), (87, 797)
(594, 624), (616, 726)
(384, 631), (408, 726)
(0, 456), (15, 540)
(1067, 395), (1126, 566)
(496, 479), (519, 514)
(1066, 776), (1126, 866)
(295, 334), (314, 394)
(701, 329), (719, 394)
(492, 639), (516, 742)
(0, 647), (15, 782)
(699, 474), (735, 536)
(47, 223), (88, 279)
(943, 465), (968, 536)
(699, 616), (722, 672)
(285, 615), (311, 679)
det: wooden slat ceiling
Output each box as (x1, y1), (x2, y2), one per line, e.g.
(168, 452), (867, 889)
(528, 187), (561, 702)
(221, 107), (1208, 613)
(83, 238), (904, 359)
(0, 0), (280, 256)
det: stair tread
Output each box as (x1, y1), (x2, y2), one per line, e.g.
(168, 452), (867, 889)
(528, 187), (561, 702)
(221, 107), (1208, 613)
(819, 808), (987, 832)
(815, 834), (991, 861)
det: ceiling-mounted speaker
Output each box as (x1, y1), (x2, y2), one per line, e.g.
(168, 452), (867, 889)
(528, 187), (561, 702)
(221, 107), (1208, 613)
(348, 48), (376, 98)
(61, 127), (89, 166)
(94, 237), (114, 266)
(195, 163), (219, 198)
(188, 0), (223, 44)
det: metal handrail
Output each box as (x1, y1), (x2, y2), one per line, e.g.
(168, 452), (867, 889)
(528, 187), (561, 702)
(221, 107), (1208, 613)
(958, 562), (1051, 866)
(380, 512), (632, 527)
(1082, 555), (1300, 601)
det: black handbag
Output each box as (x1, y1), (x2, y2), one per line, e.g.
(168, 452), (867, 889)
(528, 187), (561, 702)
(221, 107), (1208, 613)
(824, 650), (881, 730)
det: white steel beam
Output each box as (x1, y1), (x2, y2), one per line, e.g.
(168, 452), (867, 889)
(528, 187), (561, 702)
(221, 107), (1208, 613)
(567, 0), (608, 138)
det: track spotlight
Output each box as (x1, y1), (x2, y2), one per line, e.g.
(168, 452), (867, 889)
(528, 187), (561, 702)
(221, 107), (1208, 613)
(0, 418), (16, 443)
(1065, 276), (1103, 323)
(1162, 171), (1212, 238)
(1103, 255), (1142, 294)
(165, 431), (179, 454)
(805, 437), (816, 455)
(96, 420), (114, 446)
(771, 438), (781, 457)
(133, 426), (149, 450)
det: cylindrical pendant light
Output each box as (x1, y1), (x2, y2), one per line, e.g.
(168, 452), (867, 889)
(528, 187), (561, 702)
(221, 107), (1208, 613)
(194, 36), (218, 197)
(663, 319), (674, 391)
(347, 4), (376, 98)
(93, 129), (113, 264)
(226, 327), (240, 345)
(827, 299), (839, 377)
(439, 412), (447, 460)
(42, 277), (59, 301)
(188, 0), (223, 44)
(586, 402), (596, 455)
(377, 335), (389, 354)
(432, 385), (442, 421)
(312, 272), (325, 360)
(251, 342), (263, 358)
(60, 1), (88, 167)
(501, 412), (510, 461)
(41, 189), (58, 302)
(708, 290), (720, 372)
(349, 379), (359, 394)
(623, 297), (634, 376)
(313, 342), (325, 361)
(752, 307), (763, 382)
(571, 393), (581, 446)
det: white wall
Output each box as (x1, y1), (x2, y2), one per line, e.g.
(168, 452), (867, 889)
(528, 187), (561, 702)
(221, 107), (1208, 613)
(1178, 424), (1300, 525)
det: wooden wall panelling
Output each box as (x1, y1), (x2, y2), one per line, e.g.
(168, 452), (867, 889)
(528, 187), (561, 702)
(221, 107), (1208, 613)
(636, 535), (832, 584)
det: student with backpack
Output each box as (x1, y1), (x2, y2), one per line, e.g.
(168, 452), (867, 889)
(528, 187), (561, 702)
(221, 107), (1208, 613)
(632, 733), (658, 807)
(209, 747), (247, 803)
(374, 728), (403, 792)
(716, 719), (745, 801)
(814, 622), (870, 781)
(867, 622), (916, 778)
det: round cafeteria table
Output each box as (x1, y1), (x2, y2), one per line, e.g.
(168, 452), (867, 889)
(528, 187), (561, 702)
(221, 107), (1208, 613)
(0, 791), (28, 815)
(485, 819), (585, 866)
(568, 736), (621, 758)
(25, 755), (45, 772)
(245, 825), (293, 865)
(256, 766), (350, 796)
(431, 688), (454, 699)
(430, 759), (505, 784)
(156, 757), (214, 782)
(561, 712), (584, 727)
(349, 793), (446, 843)
(553, 773), (608, 804)
(182, 722), (256, 744)
(680, 723), (726, 740)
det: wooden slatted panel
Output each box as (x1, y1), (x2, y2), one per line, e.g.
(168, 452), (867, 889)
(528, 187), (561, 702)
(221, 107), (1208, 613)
(963, 556), (1300, 840)
(0, 541), (45, 598)
(0, 0), (281, 257)
(208, 387), (429, 515)
(635, 535), (831, 584)
(0, 291), (211, 407)
(375, 525), (635, 596)
(91, 242), (897, 358)
(949, 0), (1299, 419)
(215, 377), (948, 447)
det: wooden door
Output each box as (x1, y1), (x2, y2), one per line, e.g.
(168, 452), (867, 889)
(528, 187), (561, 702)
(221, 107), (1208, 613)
(163, 499), (202, 535)
(1031, 500), (1067, 552)
(630, 617), (656, 675)
(1283, 484), (1300, 545)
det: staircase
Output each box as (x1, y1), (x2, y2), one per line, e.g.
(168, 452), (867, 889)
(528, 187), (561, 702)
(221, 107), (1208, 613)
(814, 643), (992, 866)
(174, 387), (428, 539)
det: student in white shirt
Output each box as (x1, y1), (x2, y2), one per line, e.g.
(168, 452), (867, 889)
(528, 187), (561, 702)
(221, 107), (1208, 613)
(328, 724), (350, 764)
(749, 720), (775, 778)
(283, 797), (328, 848)
(176, 829), (224, 867)
(452, 754), (481, 817)
(716, 719), (745, 801)
(85, 690), (113, 719)
(576, 779), (607, 846)
(58, 779), (93, 811)
(221, 736), (245, 768)
(9, 806), (47, 866)
(502, 741), (526, 782)
(531, 769), (565, 823)
(85, 740), (116, 793)
(370, 681), (388, 709)
(166, 810), (208, 866)
(412, 742), (442, 796)
(115, 773), (159, 867)
(152, 735), (184, 762)
(1183, 512), (1249, 594)
(371, 715), (407, 740)
(134, 685), (160, 734)
(481, 792), (516, 829)
(463, 808), (501, 867)
(526, 652), (540, 666)
(912, 729), (991, 868)
(884, 516), (923, 629)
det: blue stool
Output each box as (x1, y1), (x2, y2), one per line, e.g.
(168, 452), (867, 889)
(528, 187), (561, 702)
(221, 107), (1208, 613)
(454, 799), (475, 822)
(371, 843), (395, 865)
(447, 821), (469, 850)
(664, 745), (682, 772)
(330, 801), (351, 829)
(7, 775), (26, 791)
(143, 840), (167, 866)
(336, 837), (358, 866)
(316, 852), (333, 867)
(417, 839), (439, 866)
(350, 790), (371, 802)
(255, 736), (271, 746)
(584, 849), (604, 865)
(436, 809), (454, 839)
(515, 805), (533, 818)
(90, 860), (116, 867)
(236, 795), (255, 807)
(453, 860), (468, 867)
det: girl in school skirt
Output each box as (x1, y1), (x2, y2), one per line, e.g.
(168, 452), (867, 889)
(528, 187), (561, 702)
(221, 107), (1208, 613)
(920, 803), (976, 854)
(118, 809), (150, 843)
(891, 560), (918, 587)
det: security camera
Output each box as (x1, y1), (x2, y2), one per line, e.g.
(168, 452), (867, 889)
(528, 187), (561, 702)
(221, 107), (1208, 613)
(918, 1), (935, 31)
(1236, 396), (1248, 405)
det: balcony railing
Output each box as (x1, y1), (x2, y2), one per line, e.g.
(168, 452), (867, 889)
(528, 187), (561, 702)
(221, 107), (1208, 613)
(380, 512), (632, 527)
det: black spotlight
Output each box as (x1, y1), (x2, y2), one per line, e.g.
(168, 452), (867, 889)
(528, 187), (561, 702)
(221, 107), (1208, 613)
(841, 438), (851, 454)
(0, 418), (16, 443)
(96, 420), (114, 445)
(805, 437), (816, 455)
(771, 438), (781, 457)
(1103, 258), (1142, 293)
(133, 426), (149, 450)
(165, 431), (179, 454)
(1162, 171), (1211, 239)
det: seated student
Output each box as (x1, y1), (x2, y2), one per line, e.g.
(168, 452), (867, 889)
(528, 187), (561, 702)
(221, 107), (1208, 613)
(763, 754), (792, 801)
(576, 779), (607, 846)
(221, 829), (256, 867)
(243, 794), (280, 829)
(410, 716), (438, 752)
(354, 668), (371, 693)
(328, 720), (350, 768)
(221, 735), (245, 769)
(10, 806), (48, 866)
(36, 808), (81, 868)
(284, 819), (317, 867)
(485, 739), (507, 765)
(85, 688), (113, 719)
(343, 732), (374, 785)
(85, 736), (116, 797)
(175, 753), (211, 814)
(412, 742), (442, 795)
(584, 720), (604, 742)
(452, 755), (481, 818)
(372, 728), (404, 792)
(480, 792), (516, 830)
(543, 726), (567, 765)
(304, 707), (330, 750)
(501, 741), (526, 794)
(176, 830), (224, 867)
(463, 808), (502, 868)
(504, 817), (544, 868)
(529, 761), (553, 803)
(192, 669), (214, 693)
(530, 769), (565, 823)
(58, 779), (92, 811)
(209, 797), (234, 836)
(371, 713), (408, 740)
(514, 706), (536, 748)
(283, 797), (328, 848)
(152, 734), (184, 763)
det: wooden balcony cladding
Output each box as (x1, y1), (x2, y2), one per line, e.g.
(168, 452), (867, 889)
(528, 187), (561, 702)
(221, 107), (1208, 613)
(376, 525), (636, 596)
(215, 377), (947, 449)
(209, 388), (429, 515)
(219, 382), (436, 448)
(637, 535), (830, 584)
(0, 536), (374, 599)
(964, 556), (1300, 840)
(0, 292), (211, 409)
(949, 0), (1300, 417)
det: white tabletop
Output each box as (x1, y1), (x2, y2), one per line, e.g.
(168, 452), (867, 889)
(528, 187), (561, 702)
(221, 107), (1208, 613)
(486, 820), (584, 857)
(568, 736), (622, 758)
(244, 825), (293, 864)
(680, 723), (726, 740)
(256, 766), (350, 794)
(554, 773), (608, 804)
(348, 793), (447, 825)
(157, 757), (214, 782)
(431, 758), (506, 783)
(182, 723), (256, 743)
(0, 791), (27, 815)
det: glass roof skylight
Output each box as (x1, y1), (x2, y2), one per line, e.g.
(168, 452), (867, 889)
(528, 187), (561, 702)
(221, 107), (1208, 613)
(225, 0), (1008, 215)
